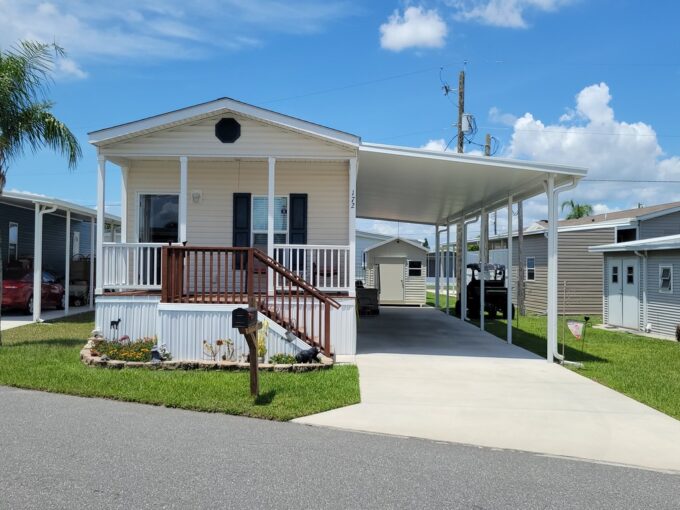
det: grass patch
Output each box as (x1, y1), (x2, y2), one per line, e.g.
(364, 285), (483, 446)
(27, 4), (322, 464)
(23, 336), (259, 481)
(426, 292), (680, 421)
(0, 313), (360, 421)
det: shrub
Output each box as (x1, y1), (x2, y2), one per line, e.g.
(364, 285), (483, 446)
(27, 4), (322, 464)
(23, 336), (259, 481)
(92, 337), (157, 362)
(269, 353), (297, 364)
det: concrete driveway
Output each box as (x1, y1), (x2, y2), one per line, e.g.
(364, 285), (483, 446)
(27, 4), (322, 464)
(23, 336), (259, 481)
(295, 307), (680, 473)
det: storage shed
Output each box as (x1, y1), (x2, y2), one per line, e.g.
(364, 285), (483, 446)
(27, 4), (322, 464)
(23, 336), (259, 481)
(364, 237), (428, 306)
(590, 234), (680, 340)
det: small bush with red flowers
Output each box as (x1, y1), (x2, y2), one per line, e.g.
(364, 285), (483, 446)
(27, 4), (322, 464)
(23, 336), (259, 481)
(91, 336), (163, 362)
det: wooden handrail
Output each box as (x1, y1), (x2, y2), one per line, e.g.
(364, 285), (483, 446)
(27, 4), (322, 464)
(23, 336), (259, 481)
(253, 249), (341, 309)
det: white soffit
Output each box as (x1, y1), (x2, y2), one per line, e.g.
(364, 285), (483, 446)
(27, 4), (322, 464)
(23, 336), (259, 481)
(357, 143), (587, 225)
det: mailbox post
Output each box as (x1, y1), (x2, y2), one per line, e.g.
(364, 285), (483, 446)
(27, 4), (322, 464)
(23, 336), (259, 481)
(233, 307), (261, 396)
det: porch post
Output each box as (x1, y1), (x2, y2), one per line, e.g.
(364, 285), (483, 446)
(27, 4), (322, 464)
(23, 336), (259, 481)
(33, 203), (42, 322)
(120, 165), (129, 243)
(434, 225), (440, 308)
(507, 196), (513, 344)
(89, 218), (95, 309)
(179, 156), (188, 243)
(64, 210), (71, 314)
(267, 157), (276, 294)
(480, 209), (486, 331)
(445, 222), (450, 314)
(546, 173), (557, 362)
(95, 155), (106, 295)
(348, 157), (357, 296)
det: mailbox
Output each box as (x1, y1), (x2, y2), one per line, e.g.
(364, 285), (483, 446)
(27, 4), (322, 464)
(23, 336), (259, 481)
(233, 307), (258, 329)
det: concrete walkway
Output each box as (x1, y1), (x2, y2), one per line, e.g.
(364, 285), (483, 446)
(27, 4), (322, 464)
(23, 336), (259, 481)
(295, 307), (680, 473)
(0, 306), (92, 331)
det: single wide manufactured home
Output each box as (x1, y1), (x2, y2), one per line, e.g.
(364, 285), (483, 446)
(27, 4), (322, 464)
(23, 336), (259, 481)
(90, 97), (586, 361)
(364, 237), (428, 305)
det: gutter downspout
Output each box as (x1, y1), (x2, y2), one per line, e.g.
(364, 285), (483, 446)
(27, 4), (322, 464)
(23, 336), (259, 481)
(634, 250), (648, 331)
(545, 177), (578, 363)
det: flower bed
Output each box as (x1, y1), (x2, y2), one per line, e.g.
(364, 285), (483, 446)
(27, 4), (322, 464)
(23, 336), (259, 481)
(91, 337), (161, 362)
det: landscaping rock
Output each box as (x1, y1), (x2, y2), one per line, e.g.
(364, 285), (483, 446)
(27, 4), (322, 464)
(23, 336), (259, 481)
(107, 360), (125, 369)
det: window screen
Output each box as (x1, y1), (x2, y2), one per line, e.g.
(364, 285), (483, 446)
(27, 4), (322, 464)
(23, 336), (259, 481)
(660, 266), (672, 292)
(252, 196), (288, 249)
(526, 257), (535, 281)
(408, 260), (422, 277)
(8, 222), (18, 261)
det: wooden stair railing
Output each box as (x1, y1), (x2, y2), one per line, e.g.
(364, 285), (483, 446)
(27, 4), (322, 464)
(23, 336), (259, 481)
(161, 246), (341, 356)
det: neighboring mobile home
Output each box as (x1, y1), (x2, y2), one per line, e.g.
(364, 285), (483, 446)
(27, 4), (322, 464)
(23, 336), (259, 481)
(590, 234), (680, 340)
(364, 237), (428, 305)
(488, 202), (680, 315)
(89, 97), (585, 360)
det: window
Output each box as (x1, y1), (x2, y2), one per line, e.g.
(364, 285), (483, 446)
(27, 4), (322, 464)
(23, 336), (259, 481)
(611, 265), (619, 284)
(616, 228), (637, 243)
(8, 222), (18, 262)
(525, 257), (535, 281)
(138, 194), (178, 243)
(252, 196), (288, 249)
(408, 260), (422, 277)
(626, 266), (634, 285)
(660, 265), (672, 293)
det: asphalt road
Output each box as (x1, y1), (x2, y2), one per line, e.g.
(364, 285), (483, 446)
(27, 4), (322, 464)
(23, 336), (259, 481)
(0, 386), (678, 510)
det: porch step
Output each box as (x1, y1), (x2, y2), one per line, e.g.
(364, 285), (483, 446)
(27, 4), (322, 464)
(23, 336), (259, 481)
(260, 305), (326, 353)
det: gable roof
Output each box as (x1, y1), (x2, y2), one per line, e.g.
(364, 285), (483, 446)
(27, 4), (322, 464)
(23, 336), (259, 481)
(356, 230), (392, 242)
(589, 233), (680, 253)
(88, 97), (361, 148)
(364, 236), (428, 254)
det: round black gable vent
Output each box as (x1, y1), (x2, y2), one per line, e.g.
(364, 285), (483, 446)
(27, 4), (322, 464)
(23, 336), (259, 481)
(215, 118), (241, 143)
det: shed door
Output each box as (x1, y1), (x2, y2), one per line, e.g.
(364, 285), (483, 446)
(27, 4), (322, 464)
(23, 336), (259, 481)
(379, 263), (404, 303)
(608, 257), (639, 329)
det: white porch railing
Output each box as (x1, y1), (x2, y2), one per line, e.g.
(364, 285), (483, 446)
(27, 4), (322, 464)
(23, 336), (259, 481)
(102, 242), (165, 290)
(273, 244), (351, 292)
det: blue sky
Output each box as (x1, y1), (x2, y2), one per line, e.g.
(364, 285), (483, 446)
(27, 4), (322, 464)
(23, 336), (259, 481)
(2, 0), (679, 243)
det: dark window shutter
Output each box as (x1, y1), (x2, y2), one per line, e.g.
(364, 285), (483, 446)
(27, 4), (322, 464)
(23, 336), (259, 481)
(289, 194), (308, 245)
(233, 193), (251, 247)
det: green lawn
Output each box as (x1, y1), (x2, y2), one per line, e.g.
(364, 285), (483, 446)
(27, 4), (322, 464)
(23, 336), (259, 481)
(0, 313), (360, 421)
(427, 292), (680, 420)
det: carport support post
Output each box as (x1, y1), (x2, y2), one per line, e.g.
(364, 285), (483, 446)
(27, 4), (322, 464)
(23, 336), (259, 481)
(434, 225), (440, 309)
(546, 174), (557, 363)
(33, 203), (42, 322)
(461, 218), (468, 321)
(64, 210), (70, 314)
(445, 223), (450, 314)
(480, 209), (486, 331)
(89, 218), (95, 309)
(507, 196), (513, 344)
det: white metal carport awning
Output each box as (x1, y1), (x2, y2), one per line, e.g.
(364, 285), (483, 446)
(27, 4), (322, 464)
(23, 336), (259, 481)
(356, 142), (587, 225)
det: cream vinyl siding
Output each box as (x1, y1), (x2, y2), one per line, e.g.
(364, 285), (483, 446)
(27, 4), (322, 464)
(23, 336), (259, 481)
(128, 159), (349, 246)
(101, 113), (356, 159)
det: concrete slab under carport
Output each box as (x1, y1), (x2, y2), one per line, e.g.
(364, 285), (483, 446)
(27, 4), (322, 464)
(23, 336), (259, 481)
(0, 306), (91, 331)
(295, 307), (680, 473)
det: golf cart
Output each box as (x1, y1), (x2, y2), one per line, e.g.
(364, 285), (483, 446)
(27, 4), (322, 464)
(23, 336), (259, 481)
(455, 263), (515, 320)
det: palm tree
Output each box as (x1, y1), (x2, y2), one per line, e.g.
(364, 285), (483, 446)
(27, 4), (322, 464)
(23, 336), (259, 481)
(561, 200), (594, 220)
(0, 41), (81, 345)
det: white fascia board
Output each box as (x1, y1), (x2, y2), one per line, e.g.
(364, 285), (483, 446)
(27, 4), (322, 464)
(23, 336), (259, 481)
(589, 234), (680, 253)
(1, 190), (120, 223)
(359, 142), (588, 177)
(89, 97), (361, 148)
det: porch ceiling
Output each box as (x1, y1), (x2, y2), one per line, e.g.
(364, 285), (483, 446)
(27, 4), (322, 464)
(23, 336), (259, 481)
(357, 143), (587, 225)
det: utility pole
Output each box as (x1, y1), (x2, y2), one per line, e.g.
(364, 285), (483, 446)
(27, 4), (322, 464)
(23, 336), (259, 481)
(456, 70), (465, 154)
(455, 69), (465, 311)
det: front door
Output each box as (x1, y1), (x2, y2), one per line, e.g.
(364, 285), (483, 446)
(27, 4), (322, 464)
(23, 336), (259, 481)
(607, 257), (638, 329)
(379, 263), (404, 303)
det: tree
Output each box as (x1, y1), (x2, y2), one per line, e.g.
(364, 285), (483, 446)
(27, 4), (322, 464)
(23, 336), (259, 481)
(561, 200), (594, 220)
(0, 41), (82, 345)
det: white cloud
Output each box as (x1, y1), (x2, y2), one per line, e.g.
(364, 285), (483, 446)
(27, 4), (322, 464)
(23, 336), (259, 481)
(380, 6), (447, 52)
(503, 82), (680, 219)
(451, 0), (575, 28)
(421, 138), (449, 151)
(488, 106), (517, 126)
(0, 0), (353, 79)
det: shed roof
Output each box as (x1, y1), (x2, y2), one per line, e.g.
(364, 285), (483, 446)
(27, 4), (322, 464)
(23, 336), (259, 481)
(589, 234), (680, 253)
(364, 236), (429, 254)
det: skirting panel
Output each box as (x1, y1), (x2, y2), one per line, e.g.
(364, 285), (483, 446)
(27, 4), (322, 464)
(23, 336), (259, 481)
(95, 295), (160, 342)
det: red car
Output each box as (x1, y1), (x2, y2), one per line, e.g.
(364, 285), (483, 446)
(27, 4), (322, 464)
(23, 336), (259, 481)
(2, 268), (65, 314)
